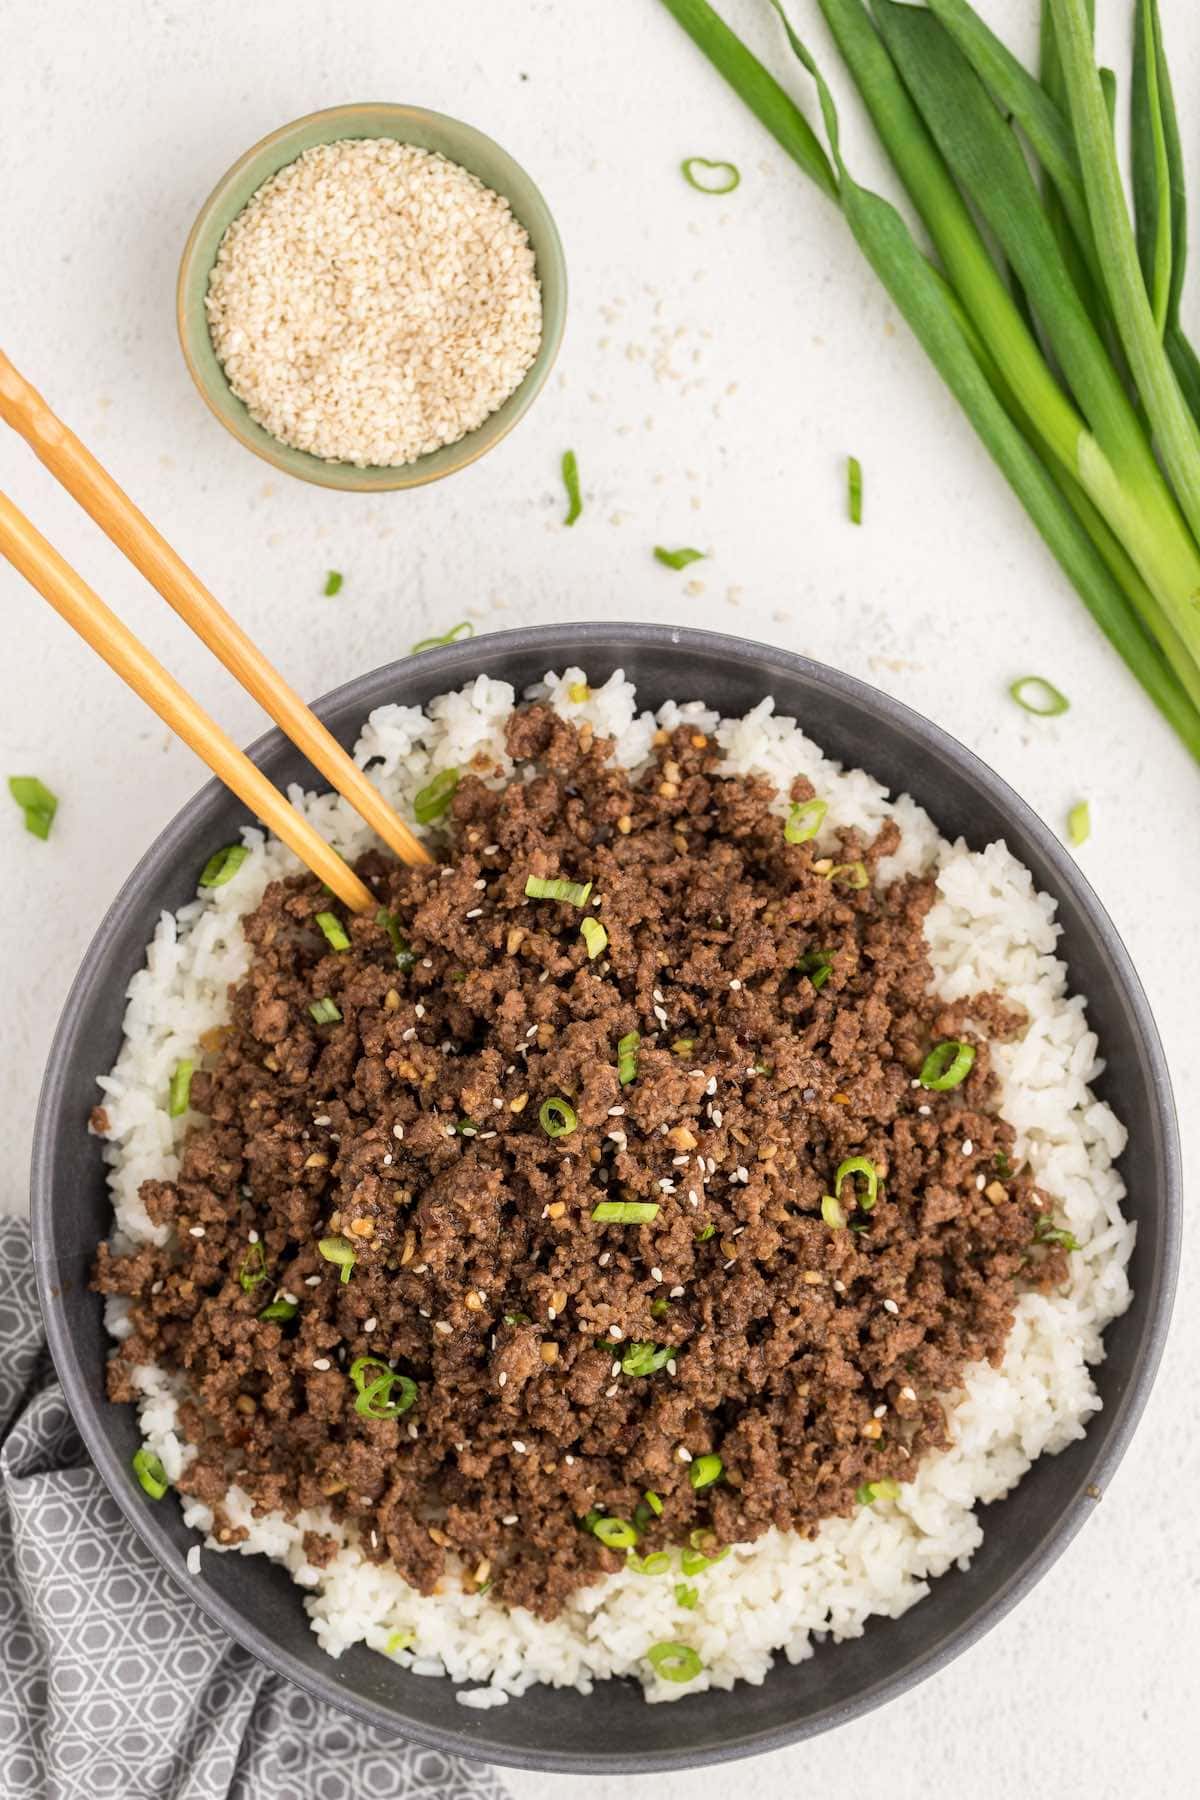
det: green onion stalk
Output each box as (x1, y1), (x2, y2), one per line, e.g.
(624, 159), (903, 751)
(656, 0), (1200, 761)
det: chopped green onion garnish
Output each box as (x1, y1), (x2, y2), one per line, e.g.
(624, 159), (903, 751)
(568, 681), (591, 702)
(994, 1149), (1011, 1176)
(821, 1194), (846, 1230)
(1010, 676), (1070, 716)
(856, 1479), (902, 1506)
(688, 1453), (723, 1491)
(646, 1640), (704, 1683)
(653, 545), (706, 570)
(695, 1223), (715, 1242)
(650, 1297), (671, 1319)
(198, 843), (249, 888)
(835, 1155), (879, 1211)
(132, 1446), (168, 1500)
(681, 155), (741, 194)
(628, 1550), (672, 1575)
(413, 768), (458, 826)
(259, 1296), (298, 1322)
(350, 1355), (391, 1393)
(317, 1234), (356, 1284)
(592, 1516), (639, 1549)
(525, 874), (593, 906)
(671, 1037), (696, 1056)
(8, 775), (58, 840)
(847, 454), (863, 524)
(539, 1096), (578, 1138)
(825, 861), (869, 889)
(355, 1369), (418, 1420)
(1033, 1214), (1081, 1252)
(919, 1040), (976, 1091)
(1068, 800), (1091, 846)
(315, 911), (351, 952)
(592, 1200), (659, 1224)
(644, 1489), (664, 1517)
(675, 1582), (699, 1609)
(617, 1029), (640, 1085)
(410, 620), (474, 654)
(561, 449), (583, 525)
(323, 570), (344, 596)
(784, 797), (827, 843)
(384, 1630), (415, 1655)
(621, 1341), (671, 1377)
(797, 948), (834, 989)
(456, 1118), (478, 1136)
(580, 916), (608, 959)
(376, 908), (416, 970)
(679, 1544), (728, 1575)
(503, 1311), (531, 1326)
(239, 1242), (268, 1291)
(309, 997), (341, 1025)
(167, 1060), (194, 1118)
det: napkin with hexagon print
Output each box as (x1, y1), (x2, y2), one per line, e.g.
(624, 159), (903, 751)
(0, 1219), (508, 1800)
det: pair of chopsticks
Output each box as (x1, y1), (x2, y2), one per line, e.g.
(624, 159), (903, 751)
(0, 350), (433, 911)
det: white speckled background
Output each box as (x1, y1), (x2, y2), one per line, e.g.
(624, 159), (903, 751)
(1, 1), (1196, 1791)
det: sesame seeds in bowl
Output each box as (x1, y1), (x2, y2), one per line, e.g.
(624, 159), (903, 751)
(177, 105), (566, 490)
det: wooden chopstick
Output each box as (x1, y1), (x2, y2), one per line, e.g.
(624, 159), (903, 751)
(0, 488), (377, 915)
(0, 350), (432, 870)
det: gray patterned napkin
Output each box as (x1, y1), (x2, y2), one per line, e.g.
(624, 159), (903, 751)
(0, 1219), (508, 1800)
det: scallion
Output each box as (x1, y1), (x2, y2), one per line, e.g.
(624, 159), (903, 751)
(621, 1341), (671, 1377)
(646, 1640), (704, 1682)
(8, 775), (57, 839)
(681, 155), (741, 194)
(617, 1030), (641, 1085)
(784, 796), (827, 843)
(856, 1478), (902, 1505)
(568, 681), (591, 702)
(1068, 799), (1091, 845)
(561, 449), (583, 525)
(645, 1489), (665, 1516)
(413, 768), (458, 826)
(675, 1582), (700, 1608)
(239, 1242), (268, 1292)
(847, 453), (863, 523)
(132, 1446), (168, 1500)
(592, 1200), (660, 1224)
(797, 948), (834, 989)
(410, 621), (474, 654)
(825, 860), (869, 889)
(525, 874), (593, 906)
(259, 1296), (298, 1322)
(679, 1542), (729, 1575)
(688, 1453), (724, 1490)
(384, 1630), (415, 1655)
(198, 843), (249, 888)
(309, 997), (342, 1025)
(821, 1193), (846, 1229)
(696, 1222), (715, 1242)
(653, 545), (706, 569)
(167, 1060), (194, 1118)
(315, 911), (351, 952)
(592, 1515), (639, 1549)
(539, 1096), (578, 1138)
(1010, 675), (1071, 716)
(353, 1359), (418, 1419)
(835, 1155), (880, 1210)
(376, 908), (416, 970)
(628, 1550), (672, 1575)
(317, 1234), (356, 1283)
(919, 1039), (976, 1090)
(1033, 1213), (1081, 1252)
(650, 1297), (671, 1318)
(580, 916), (608, 959)
(323, 570), (344, 596)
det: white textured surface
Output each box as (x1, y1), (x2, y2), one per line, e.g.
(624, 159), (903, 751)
(0, 0), (1196, 1792)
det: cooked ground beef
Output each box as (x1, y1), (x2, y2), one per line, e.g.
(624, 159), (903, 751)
(95, 706), (1067, 1618)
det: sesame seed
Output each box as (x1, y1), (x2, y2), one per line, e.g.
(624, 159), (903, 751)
(408, 1424), (419, 1440)
(653, 988), (664, 1003)
(565, 1455), (575, 1466)
(883, 1299), (900, 1315)
(900, 1385), (916, 1400)
(312, 1358), (331, 1371)
(364, 1317), (377, 1333)
(393, 1124), (404, 1139)
(383, 1154), (392, 1166)
(599, 1252), (611, 1267)
(414, 1004), (426, 1018)
(248, 1229), (260, 1243)
(687, 1190), (699, 1207)
(188, 1226), (205, 1239)
(608, 1105), (626, 1116)
(608, 1324), (623, 1339)
(434, 1320), (453, 1335)
(873, 1404), (888, 1418)
(833, 1279), (846, 1293)
(502, 1514), (518, 1525)
(305, 1274), (322, 1287)
(511, 1440), (527, 1454)
(705, 1077), (718, 1097)
(474, 878), (487, 890)
(976, 1173), (986, 1190)
(729, 978), (742, 991)
(402, 1027), (416, 1041)
(186, 1546), (202, 1576)
(712, 1108), (724, 1127)
(962, 1139), (974, 1155)
(312, 1117), (330, 1129)
(606, 1382), (619, 1397)
(465, 908), (483, 919)
(917, 1104), (932, 1116)
(498, 1372), (507, 1387)
(676, 1446), (693, 1463)
(669, 1284), (685, 1298)
(672, 1155), (689, 1167)
(422, 958), (434, 969)
(651, 1267), (664, 1283)
(526, 1025), (538, 1038)
(611, 1361), (621, 1377)
(667, 1358), (677, 1375)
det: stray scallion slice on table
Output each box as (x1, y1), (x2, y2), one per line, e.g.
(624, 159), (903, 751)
(1010, 675), (1071, 716)
(784, 796), (826, 843)
(167, 1060), (194, 1119)
(413, 768), (458, 826)
(653, 545), (706, 569)
(323, 570), (343, 596)
(198, 843), (249, 888)
(561, 449), (583, 525)
(847, 453), (863, 522)
(646, 1640), (704, 1683)
(681, 155), (741, 193)
(591, 1200), (660, 1224)
(410, 620), (474, 654)
(314, 911), (351, 952)
(308, 997), (341, 1025)
(919, 1039), (976, 1090)
(132, 1446), (168, 1500)
(317, 1234), (356, 1283)
(580, 916), (608, 959)
(525, 874), (593, 906)
(8, 775), (57, 839)
(1068, 799), (1091, 845)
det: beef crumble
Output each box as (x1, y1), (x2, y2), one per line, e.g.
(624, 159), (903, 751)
(95, 706), (1067, 1619)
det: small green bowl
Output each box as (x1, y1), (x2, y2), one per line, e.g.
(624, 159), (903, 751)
(177, 103), (566, 492)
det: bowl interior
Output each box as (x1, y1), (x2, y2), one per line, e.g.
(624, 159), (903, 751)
(177, 103), (566, 491)
(32, 625), (1180, 1772)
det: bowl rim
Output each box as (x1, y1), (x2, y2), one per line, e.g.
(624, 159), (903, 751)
(30, 622), (1182, 1771)
(176, 101), (567, 492)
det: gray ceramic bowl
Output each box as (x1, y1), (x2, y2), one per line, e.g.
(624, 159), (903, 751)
(32, 624), (1180, 1773)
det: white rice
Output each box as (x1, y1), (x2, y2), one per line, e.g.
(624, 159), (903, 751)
(95, 670), (1133, 1704)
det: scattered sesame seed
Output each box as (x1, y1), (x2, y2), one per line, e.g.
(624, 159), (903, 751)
(434, 1320), (453, 1335)
(611, 1361), (621, 1377)
(672, 1154), (689, 1167)
(565, 1455), (575, 1466)
(976, 1173), (986, 1190)
(484, 844), (499, 855)
(474, 878), (487, 890)
(305, 1275), (322, 1287)
(651, 1266), (664, 1282)
(705, 1077), (718, 1097)
(873, 1404), (888, 1418)
(465, 908), (483, 919)
(393, 1124), (404, 1140)
(498, 1372), (507, 1387)
(188, 1226), (206, 1239)
(312, 1358), (331, 1371)
(414, 1004), (426, 1018)
(653, 988), (665, 1003)
(833, 1279), (846, 1293)
(248, 1229), (260, 1243)
(729, 978), (742, 991)
(312, 1117), (330, 1129)
(608, 1324), (623, 1339)
(917, 1104), (932, 1116)
(653, 1006), (668, 1026)
(364, 1317), (377, 1333)
(383, 1154), (393, 1166)
(150, 1280), (163, 1295)
(599, 1252), (611, 1267)
(900, 1385), (916, 1400)
(667, 1358), (677, 1376)
(669, 1284), (685, 1298)
(511, 1439), (528, 1454)
(687, 1190), (699, 1207)
(526, 1025), (538, 1038)
(712, 1108), (724, 1127)
(962, 1139), (974, 1156)
(408, 1424), (419, 1440)
(186, 1546), (202, 1576)
(402, 1027), (417, 1041)
(502, 1514), (518, 1526)
(422, 958), (434, 969)
(676, 1446), (693, 1463)
(883, 1299), (900, 1315)
(606, 1382), (619, 1397)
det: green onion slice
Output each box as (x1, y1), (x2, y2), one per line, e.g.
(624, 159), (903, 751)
(679, 1544), (729, 1575)
(784, 796), (827, 843)
(309, 997), (342, 1025)
(644, 1489), (664, 1517)
(539, 1096), (578, 1138)
(525, 875), (593, 906)
(1033, 1214), (1081, 1252)
(681, 155), (741, 194)
(695, 1223), (715, 1242)
(198, 843), (249, 888)
(797, 948), (834, 989)
(856, 1478), (901, 1505)
(568, 681), (591, 702)
(835, 1155), (880, 1210)
(675, 1582), (699, 1609)
(826, 860), (869, 889)
(650, 1297), (671, 1319)
(561, 449), (583, 526)
(323, 570), (343, 596)
(919, 1039), (976, 1091)
(315, 911), (351, 952)
(848, 454), (863, 524)
(617, 1029), (640, 1085)
(592, 1200), (659, 1224)
(821, 1194), (846, 1229)
(8, 775), (58, 840)
(622, 1341), (671, 1377)
(628, 1550), (672, 1575)
(238, 1242), (268, 1292)
(167, 1060), (194, 1119)
(384, 1630), (415, 1655)
(413, 768), (458, 826)
(1068, 800), (1091, 846)
(580, 916), (608, 959)
(376, 908), (416, 970)
(410, 621), (474, 654)
(132, 1446), (168, 1500)
(592, 1516), (639, 1549)
(317, 1234), (356, 1284)
(355, 1369), (418, 1420)
(1010, 675), (1070, 716)
(688, 1453), (723, 1491)
(653, 545), (706, 570)
(646, 1640), (704, 1682)
(259, 1296), (298, 1322)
